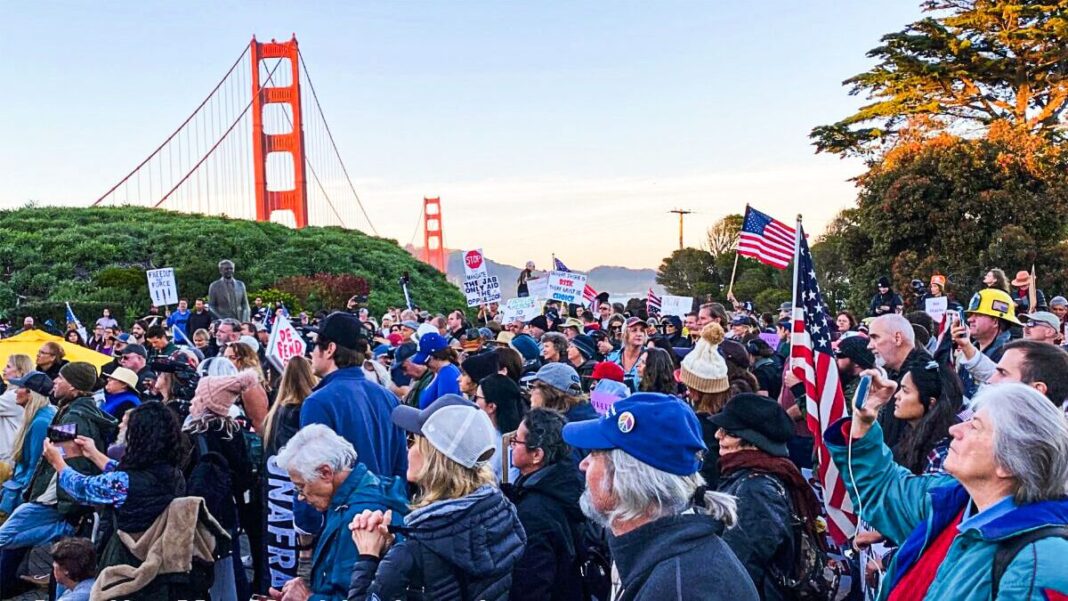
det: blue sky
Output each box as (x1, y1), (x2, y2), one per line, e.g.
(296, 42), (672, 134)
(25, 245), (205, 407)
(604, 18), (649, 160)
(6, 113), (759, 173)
(0, 2), (923, 270)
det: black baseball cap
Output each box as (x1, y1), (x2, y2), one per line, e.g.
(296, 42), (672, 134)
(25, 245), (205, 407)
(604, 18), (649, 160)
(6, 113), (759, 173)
(310, 311), (366, 348)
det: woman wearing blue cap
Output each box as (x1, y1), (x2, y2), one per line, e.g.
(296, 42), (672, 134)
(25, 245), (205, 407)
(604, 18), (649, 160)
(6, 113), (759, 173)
(412, 333), (462, 409)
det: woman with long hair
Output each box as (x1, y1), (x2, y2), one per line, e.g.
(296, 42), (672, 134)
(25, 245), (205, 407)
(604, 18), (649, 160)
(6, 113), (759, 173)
(0, 371), (57, 519)
(891, 360), (964, 475)
(262, 357), (317, 457)
(413, 333), (462, 408)
(220, 342), (269, 430)
(983, 268), (1011, 293)
(835, 310), (858, 333)
(637, 347), (676, 395)
(474, 374), (525, 482)
(64, 330), (86, 347)
(0, 354), (32, 461)
(680, 323), (732, 488)
(348, 396), (525, 600)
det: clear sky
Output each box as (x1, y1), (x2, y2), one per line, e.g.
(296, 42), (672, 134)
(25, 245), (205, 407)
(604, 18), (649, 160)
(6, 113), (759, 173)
(0, 2), (923, 271)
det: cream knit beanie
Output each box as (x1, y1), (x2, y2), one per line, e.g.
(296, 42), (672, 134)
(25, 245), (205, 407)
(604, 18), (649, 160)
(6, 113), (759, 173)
(680, 323), (729, 393)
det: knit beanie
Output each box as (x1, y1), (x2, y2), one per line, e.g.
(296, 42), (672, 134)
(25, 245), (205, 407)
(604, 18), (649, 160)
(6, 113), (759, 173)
(60, 361), (98, 393)
(189, 370), (259, 418)
(679, 323), (729, 393)
(462, 351), (500, 384)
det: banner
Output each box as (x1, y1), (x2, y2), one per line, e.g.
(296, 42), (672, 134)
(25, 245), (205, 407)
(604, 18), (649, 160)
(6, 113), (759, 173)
(462, 248), (489, 280)
(501, 297), (544, 324)
(146, 268), (179, 307)
(463, 276), (502, 308)
(263, 457), (299, 588)
(924, 296), (948, 324)
(659, 294), (693, 318)
(547, 270), (588, 304)
(265, 314), (307, 371)
(525, 277), (549, 300)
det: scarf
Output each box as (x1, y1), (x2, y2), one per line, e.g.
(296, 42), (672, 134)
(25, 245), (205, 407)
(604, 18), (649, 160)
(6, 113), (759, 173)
(719, 449), (823, 540)
(189, 370), (258, 418)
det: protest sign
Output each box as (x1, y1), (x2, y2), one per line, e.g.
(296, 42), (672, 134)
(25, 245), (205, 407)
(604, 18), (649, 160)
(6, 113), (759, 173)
(547, 270), (588, 304)
(526, 277), (549, 300)
(502, 297), (543, 323)
(925, 296), (948, 324)
(263, 457), (299, 587)
(463, 248), (488, 280)
(463, 276), (502, 307)
(146, 268), (178, 307)
(265, 314), (307, 371)
(659, 295), (693, 318)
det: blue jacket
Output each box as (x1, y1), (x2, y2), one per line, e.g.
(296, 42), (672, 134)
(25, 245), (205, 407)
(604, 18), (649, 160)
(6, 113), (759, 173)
(166, 309), (190, 336)
(419, 363), (462, 409)
(101, 390), (141, 418)
(301, 367), (407, 479)
(826, 419), (1068, 600)
(309, 462), (408, 601)
(0, 404), (57, 515)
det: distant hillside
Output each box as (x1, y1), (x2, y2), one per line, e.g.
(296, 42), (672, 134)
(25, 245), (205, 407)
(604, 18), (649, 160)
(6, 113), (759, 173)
(407, 246), (664, 299)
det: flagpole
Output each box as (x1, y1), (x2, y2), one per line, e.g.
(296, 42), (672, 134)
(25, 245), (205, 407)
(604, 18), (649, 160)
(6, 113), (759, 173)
(726, 204), (748, 301)
(1029, 264), (1037, 310)
(788, 215), (802, 372)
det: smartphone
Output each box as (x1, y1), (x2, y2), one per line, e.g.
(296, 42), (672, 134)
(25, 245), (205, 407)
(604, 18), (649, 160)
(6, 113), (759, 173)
(47, 423), (77, 444)
(853, 374), (872, 411)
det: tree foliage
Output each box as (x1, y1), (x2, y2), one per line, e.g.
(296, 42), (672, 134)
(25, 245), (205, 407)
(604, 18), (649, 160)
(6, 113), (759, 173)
(0, 206), (465, 321)
(812, 0), (1068, 157)
(707, 214), (744, 260)
(817, 126), (1068, 313)
(656, 248), (718, 298)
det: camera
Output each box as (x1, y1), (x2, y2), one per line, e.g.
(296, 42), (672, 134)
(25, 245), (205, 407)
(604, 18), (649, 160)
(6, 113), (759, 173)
(399, 271), (411, 286)
(151, 355), (201, 402)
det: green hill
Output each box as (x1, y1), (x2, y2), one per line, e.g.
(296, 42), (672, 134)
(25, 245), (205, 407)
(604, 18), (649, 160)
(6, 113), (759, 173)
(0, 205), (464, 324)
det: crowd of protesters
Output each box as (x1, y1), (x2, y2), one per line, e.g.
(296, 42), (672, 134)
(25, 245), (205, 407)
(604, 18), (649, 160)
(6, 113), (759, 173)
(0, 263), (1065, 601)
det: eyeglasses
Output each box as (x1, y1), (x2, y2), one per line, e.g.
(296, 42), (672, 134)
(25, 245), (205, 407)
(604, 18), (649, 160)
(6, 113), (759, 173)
(508, 438), (532, 448)
(472, 394), (486, 403)
(37, 350), (54, 357)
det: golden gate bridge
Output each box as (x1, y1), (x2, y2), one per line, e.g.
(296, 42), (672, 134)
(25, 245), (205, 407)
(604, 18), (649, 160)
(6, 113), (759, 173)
(90, 35), (448, 272)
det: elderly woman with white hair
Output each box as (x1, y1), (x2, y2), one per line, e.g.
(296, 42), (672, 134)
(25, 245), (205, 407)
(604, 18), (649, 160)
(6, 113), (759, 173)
(266, 424), (408, 601)
(827, 379), (1068, 600)
(562, 393), (759, 600)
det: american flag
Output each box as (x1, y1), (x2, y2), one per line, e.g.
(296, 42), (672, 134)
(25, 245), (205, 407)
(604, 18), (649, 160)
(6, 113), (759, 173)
(554, 257), (599, 307)
(647, 288), (662, 316)
(790, 223), (856, 544)
(738, 206), (796, 270)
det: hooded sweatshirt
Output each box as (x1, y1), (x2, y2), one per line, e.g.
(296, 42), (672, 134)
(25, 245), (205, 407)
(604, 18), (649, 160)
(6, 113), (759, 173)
(0, 388), (23, 462)
(347, 485), (526, 601)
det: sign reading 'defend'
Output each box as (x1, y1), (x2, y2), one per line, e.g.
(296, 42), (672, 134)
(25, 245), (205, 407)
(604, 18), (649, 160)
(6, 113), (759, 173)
(266, 314), (307, 372)
(547, 270), (588, 304)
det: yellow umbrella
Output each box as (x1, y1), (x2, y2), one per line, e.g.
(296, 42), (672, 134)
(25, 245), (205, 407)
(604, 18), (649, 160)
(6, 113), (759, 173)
(0, 330), (113, 373)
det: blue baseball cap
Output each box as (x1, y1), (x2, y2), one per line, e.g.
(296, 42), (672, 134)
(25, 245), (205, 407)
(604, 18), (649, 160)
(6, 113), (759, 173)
(412, 332), (449, 365)
(562, 394), (706, 476)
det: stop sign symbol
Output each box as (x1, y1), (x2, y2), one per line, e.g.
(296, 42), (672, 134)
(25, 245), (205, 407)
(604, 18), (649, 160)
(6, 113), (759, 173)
(465, 250), (483, 270)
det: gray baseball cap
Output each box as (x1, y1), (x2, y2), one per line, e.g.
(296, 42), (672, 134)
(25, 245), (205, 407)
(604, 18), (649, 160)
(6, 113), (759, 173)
(525, 362), (582, 395)
(391, 395), (496, 469)
(1020, 311), (1061, 332)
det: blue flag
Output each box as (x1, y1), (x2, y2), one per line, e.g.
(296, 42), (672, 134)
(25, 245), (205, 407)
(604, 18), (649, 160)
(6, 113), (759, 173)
(65, 302), (87, 342)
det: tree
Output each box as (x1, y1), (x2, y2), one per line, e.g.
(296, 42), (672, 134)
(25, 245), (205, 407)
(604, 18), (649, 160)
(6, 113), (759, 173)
(655, 248), (717, 297)
(812, 1), (1068, 157)
(707, 214), (744, 260)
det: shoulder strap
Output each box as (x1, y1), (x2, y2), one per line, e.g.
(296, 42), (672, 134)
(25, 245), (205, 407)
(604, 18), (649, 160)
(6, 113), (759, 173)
(195, 433), (210, 457)
(991, 525), (1068, 598)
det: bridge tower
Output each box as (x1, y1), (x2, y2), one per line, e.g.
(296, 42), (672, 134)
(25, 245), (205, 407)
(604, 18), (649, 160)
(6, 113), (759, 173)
(250, 36), (309, 228)
(423, 197), (447, 273)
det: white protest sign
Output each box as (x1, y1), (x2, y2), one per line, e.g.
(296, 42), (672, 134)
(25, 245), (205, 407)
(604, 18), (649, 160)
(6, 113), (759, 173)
(526, 277), (549, 300)
(503, 297), (544, 323)
(547, 270), (588, 304)
(462, 249), (488, 280)
(265, 314), (307, 371)
(925, 296), (948, 324)
(463, 276), (502, 307)
(146, 268), (179, 307)
(659, 295), (693, 318)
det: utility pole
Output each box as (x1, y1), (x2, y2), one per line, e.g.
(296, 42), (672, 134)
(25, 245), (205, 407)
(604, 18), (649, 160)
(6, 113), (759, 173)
(669, 209), (692, 249)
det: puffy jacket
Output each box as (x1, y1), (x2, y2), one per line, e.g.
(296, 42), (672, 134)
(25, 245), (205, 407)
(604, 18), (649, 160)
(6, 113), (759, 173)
(610, 513), (758, 601)
(347, 485), (526, 601)
(309, 463), (409, 601)
(502, 460), (585, 601)
(301, 367), (408, 479)
(101, 390), (141, 418)
(826, 419), (1068, 600)
(25, 396), (117, 516)
(716, 469), (794, 601)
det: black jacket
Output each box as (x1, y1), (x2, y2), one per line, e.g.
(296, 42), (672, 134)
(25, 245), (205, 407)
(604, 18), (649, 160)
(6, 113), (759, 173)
(502, 461), (586, 601)
(716, 469), (794, 601)
(348, 485), (526, 601)
(187, 310), (213, 336)
(610, 513), (758, 601)
(868, 291), (903, 317)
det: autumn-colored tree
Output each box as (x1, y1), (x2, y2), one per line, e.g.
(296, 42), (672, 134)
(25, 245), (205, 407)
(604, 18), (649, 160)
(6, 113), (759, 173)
(273, 273), (372, 312)
(707, 214), (744, 260)
(655, 248), (718, 298)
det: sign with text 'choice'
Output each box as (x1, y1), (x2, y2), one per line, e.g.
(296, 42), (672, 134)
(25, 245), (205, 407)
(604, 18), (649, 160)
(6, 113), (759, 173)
(463, 276), (502, 307)
(265, 314), (307, 371)
(547, 270), (588, 304)
(146, 268), (179, 307)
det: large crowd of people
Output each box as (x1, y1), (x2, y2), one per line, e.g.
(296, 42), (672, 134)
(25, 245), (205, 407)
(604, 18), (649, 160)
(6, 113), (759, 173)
(0, 265), (1066, 601)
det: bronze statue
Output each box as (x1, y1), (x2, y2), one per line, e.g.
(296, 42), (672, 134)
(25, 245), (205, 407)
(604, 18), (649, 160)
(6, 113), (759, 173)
(207, 259), (250, 322)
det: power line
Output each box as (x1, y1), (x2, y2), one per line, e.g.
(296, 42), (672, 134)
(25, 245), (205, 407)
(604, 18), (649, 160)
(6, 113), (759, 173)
(668, 208), (693, 249)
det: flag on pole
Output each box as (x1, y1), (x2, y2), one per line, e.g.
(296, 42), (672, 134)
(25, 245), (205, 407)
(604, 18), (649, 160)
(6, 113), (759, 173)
(738, 206), (797, 270)
(646, 289), (662, 316)
(553, 257), (570, 272)
(555, 256), (599, 307)
(65, 302), (87, 342)
(171, 324), (194, 348)
(789, 222), (856, 544)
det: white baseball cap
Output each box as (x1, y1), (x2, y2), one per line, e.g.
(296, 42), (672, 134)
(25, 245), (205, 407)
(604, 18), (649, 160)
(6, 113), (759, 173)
(392, 395), (496, 468)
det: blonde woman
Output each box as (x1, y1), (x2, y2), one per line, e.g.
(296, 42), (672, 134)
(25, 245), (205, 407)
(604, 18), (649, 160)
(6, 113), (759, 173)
(0, 355), (32, 461)
(262, 357), (317, 457)
(221, 341), (269, 430)
(0, 372), (58, 518)
(347, 396), (526, 600)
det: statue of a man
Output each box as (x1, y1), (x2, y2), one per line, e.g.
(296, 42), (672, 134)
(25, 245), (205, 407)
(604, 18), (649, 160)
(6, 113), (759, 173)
(207, 259), (251, 322)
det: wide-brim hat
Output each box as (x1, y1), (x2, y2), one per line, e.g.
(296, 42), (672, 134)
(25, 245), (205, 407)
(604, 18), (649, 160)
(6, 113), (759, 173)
(706, 393), (793, 457)
(1011, 270), (1032, 287)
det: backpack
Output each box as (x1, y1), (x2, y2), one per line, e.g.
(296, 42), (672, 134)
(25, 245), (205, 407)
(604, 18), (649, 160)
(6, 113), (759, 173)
(991, 525), (1068, 598)
(186, 434), (235, 547)
(764, 475), (841, 601)
(577, 520), (612, 601)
